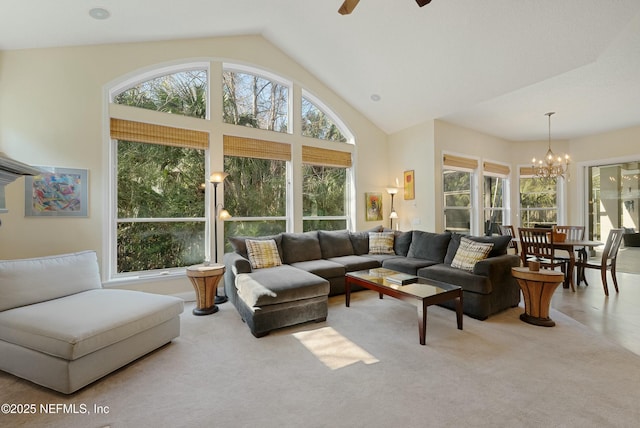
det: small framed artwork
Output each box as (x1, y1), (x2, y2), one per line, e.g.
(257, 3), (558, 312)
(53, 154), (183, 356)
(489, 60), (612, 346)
(25, 167), (89, 217)
(404, 170), (415, 200)
(365, 192), (383, 221)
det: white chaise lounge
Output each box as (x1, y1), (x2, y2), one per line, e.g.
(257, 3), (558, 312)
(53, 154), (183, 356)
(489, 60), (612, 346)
(0, 250), (184, 394)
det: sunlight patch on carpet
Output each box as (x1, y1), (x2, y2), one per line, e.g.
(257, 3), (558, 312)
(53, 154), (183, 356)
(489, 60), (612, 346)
(293, 326), (379, 370)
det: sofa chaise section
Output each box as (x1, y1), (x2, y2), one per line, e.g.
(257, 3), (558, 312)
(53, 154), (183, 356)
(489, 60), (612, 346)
(0, 251), (184, 394)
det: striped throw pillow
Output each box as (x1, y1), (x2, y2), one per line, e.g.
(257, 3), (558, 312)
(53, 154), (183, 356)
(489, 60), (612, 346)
(246, 239), (282, 269)
(368, 232), (395, 255)
(451, 237), (493, 272)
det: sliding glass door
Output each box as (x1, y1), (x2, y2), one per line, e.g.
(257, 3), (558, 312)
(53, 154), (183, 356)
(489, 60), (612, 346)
(587, 161), (639, 240)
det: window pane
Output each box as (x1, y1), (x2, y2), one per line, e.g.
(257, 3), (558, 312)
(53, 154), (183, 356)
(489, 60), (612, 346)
(117, 221), (205, 273)
(301, 97), (347, 142)
(303, 165), (346, 216)
(223, 156), (286, 217)
(114, 70), (207, 119)
(484, 176), (505, 235)
(519, 177), (557, 227)
(117, 141), (205, 218)
(443, 169), (472, 234)
(303, 219), (347, 232)
(222, 70), (288, 132)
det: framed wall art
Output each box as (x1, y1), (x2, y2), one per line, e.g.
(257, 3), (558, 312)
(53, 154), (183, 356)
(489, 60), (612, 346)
(365, 192), (383, 221)
(25, 167), (89, 217)
(404, 170), (415, 200)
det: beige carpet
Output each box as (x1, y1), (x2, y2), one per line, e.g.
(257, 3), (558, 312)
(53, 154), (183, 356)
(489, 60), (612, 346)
(2, 291), (640, 428)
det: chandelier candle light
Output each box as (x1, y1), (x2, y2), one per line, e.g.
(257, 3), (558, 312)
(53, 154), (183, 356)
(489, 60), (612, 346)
(532, 112), (570, 180)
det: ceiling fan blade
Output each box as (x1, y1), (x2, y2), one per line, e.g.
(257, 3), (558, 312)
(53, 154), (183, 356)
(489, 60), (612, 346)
(339, 0), (360, 15)
(416, 0), (432, 7)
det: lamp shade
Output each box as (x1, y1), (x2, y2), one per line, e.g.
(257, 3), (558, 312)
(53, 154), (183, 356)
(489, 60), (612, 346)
(209, 171), (229, 184)
(218, 208), (231, 220)
(386, 187), (398, 195)
(389, 210), (398, 219)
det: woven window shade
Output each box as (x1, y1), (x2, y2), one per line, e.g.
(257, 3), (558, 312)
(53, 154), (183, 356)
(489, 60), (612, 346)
(520, 166), (535, 176)
(223, 135), (291, 161)
(443, 154), (478, 170)
(483, 161), (510, 176)
(110, 118), (208, 149)
(302, 145), (352, 167)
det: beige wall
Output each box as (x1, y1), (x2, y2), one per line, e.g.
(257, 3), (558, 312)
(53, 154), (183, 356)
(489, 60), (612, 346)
(0, 35), (388, 293)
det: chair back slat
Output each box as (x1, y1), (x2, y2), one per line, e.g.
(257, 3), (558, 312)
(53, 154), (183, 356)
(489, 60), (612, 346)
(518, 227), (557, 265)
(498, 225), (518, 250)
(554, 225), (585, 241)
(603, 228), (625, 264)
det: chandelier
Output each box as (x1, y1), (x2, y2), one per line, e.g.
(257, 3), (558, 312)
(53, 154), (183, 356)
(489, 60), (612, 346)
(531, 112), (570, 180)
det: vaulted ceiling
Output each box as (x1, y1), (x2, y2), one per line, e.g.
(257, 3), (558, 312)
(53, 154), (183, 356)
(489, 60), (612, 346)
(2, 0), (640, 141)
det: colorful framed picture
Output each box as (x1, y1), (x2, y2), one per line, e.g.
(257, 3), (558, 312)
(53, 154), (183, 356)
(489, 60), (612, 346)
(365, 192), (383, 221)
(404, 170), (415, 200)
(25, 167), (89, 217)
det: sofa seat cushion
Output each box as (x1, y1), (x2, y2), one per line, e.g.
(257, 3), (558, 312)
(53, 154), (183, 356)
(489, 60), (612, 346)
(0, 289), (184, 361)
(289, 259), (346, 279)
(235, 265), (329, 307)
(418, 264), (492, 294)
(382, 257), (439, 275)
(326, 255), (381, 272)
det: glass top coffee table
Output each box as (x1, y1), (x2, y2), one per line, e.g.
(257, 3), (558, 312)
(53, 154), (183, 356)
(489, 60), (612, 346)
(345, 268), (463, 345)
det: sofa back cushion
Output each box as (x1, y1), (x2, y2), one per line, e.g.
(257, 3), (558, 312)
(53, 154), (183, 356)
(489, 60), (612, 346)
(349, 231), (369, 255)
(229, 234), (283, 260)
(406, 231), (452, 262)
(0, 250), (102, 311)
(281, 231), (322, 264)
(444, 233), (512, 264)
(318, 230), (354, 258)
(393, 230), (413, 257)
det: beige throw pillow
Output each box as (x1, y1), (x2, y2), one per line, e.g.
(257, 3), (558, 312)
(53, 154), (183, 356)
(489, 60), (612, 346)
(246, 239), (282, 269)
(451, 237), (493, 272)
(368, 232), (395, 255)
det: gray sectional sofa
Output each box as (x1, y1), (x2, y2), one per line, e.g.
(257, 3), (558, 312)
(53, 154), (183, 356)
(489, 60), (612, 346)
(224, 228), (521, 337)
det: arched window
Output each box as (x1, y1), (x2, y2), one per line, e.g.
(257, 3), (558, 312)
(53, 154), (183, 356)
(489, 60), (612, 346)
(107, 61), (354, 282)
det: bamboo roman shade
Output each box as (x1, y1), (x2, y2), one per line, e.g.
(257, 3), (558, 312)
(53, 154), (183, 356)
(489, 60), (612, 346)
(483, 161), (510, 176)
(302, 145), (352, 168)
(520, 166), (535, 176)
(110, 118), (208, 149)
(443, 154), (478, 170)
(223, 135), (291, 161)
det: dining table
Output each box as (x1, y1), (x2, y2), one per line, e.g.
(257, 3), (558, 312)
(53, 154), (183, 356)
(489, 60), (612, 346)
(551, 239), (603, 291)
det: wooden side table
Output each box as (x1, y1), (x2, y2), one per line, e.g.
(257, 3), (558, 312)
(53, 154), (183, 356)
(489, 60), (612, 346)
(511, 267), (564, 327)
(186, 263), (225, 316)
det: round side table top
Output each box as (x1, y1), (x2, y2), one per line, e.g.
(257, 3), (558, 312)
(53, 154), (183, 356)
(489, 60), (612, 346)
(186, 263), (225, 277)
(512, 267), (564, 281)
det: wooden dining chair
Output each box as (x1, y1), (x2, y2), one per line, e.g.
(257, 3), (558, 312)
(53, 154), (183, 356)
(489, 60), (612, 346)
(498, 225), (518, 256)
(576, 228), (624, 296)
(518, 227), (568, 275)
(553, 225), (586, 284)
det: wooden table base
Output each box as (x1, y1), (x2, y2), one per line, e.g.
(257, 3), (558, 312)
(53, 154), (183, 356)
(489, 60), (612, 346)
(187, 264), (225, 316)
(512, 267), (564, 327)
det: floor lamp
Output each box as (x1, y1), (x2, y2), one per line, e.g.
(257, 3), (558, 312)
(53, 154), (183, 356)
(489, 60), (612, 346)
(210, 171), (230, 304)
(386, 187), (398, 230)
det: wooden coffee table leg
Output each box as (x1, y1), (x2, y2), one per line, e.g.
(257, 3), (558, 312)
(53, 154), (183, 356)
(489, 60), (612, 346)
(417, 300), (427, 345)
(345, 280), (351, 307)
(455, 293), (463, 330)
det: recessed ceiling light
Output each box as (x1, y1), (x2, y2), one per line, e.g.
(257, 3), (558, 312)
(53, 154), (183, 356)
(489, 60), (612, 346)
(89, 8), (111, 20)
(370, 94), (381, 102)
